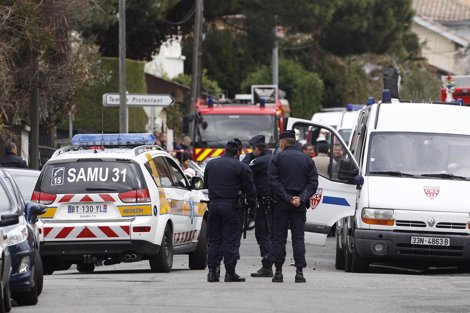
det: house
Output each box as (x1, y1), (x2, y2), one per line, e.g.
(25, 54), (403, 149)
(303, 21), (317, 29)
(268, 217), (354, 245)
(412, 0), (470, 74)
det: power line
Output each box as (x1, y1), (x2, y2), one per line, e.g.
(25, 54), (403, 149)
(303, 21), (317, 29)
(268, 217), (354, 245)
(165, 3), (196, 25)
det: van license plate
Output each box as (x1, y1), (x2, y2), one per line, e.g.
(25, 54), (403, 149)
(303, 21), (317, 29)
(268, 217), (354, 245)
(68, 204), (107, 214)
(410, 236), (450, 246)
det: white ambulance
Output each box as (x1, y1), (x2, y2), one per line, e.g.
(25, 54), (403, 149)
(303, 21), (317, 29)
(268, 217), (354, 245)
(32, 133), (208, 274)
(289, 91), (470, 272)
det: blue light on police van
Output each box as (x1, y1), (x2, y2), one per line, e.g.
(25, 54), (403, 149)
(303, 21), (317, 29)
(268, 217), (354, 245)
(382, 89), (392, 103)
(71, 133), (156, 146)
(346, 104), (364, 111)
(366, 97), (375, 106)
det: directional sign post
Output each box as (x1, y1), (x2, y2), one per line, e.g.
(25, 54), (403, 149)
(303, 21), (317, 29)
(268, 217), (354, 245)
(102, 93), (175, 107)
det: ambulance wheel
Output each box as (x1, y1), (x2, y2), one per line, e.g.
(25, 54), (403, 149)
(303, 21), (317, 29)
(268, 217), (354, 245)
(42, 257), (54, 275)
(149, 224), (173, 273)
(335, 234), (345, 270)
(77, 263), (95, 273)
(189, 219), (207, 270)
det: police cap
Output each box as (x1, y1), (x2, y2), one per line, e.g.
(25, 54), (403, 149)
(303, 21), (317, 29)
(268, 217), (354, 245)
(226, 140), (240, 150)
(248, 135), (265, 147)
(279, 131), (296, 140)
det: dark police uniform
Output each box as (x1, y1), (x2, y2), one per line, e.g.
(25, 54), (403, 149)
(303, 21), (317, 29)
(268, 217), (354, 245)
(242, 135), (274, 277)
(203, 141), (256, 282)
(268, 132), (318, 283)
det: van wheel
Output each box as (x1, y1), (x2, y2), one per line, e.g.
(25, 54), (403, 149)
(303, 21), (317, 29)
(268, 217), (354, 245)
(149, 224), (173, 273)
(77, 263), (95, 273)
(12, 283), (38, 306)
(335, 234), (345, 270)
(344, 236), (353, 272)
(3, 282), (10, 312)
(35, 251), (44, 296)
(351, 248), (369, 273)
(189, 219), (207, 270)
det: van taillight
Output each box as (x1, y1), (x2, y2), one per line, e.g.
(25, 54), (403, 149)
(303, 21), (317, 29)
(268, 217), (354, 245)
(31, 191), (57, 205)
(118, 188), (151, 203)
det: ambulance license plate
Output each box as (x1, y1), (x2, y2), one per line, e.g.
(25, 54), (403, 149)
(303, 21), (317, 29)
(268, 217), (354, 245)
(410, 236), (450, 246)
(68, 204), (107, 214)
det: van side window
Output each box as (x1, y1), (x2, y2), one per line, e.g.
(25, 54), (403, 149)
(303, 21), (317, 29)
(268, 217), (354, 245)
(164, 157), (190, 189)
(350, 109), (369, 167)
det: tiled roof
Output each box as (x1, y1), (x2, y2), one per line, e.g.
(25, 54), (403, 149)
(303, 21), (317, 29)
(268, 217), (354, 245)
(413, 0), (470, 21)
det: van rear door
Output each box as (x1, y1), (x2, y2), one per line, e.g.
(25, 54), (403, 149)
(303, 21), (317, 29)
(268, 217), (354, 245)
(287, 118), (359, 246)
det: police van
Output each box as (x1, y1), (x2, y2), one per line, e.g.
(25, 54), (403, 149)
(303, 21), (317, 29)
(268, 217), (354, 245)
(311, 104), (362, 145)
(32, 133), (208, 273)
(289, 90), (470, 272)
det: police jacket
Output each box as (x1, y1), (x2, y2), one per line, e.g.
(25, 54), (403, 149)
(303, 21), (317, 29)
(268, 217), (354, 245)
(0, 154), (27, 168)
(203, 153), (256, 208)
(268, 145), (318, 204)
(242, 150), (272, 197)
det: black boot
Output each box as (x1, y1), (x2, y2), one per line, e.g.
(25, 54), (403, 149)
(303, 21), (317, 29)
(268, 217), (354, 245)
(215, 265), (221, 278)
(207, 268), (219, 282)
(272, 265), (283, 283)
(224, 272), (246, 282)
(251, 261), (273, 277)
(295, 267), (306, 283)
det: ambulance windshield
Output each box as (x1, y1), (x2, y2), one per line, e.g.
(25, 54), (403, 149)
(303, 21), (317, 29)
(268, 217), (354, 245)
(367, 132), (470, 179)
(38, 161), (146, 194)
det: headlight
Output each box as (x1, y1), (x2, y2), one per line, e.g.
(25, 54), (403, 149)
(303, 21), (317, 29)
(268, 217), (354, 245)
(361, 208), (394, 226)
(6, 225), (28, 246)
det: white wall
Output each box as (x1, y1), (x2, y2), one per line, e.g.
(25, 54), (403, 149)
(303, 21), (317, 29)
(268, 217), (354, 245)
(145, 37), (186, 79)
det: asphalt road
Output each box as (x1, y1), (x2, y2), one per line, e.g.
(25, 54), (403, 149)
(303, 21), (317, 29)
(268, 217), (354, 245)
(12, 232), (470, 313)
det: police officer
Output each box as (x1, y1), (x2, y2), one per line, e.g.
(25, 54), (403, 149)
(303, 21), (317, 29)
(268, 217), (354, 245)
(268, 131), (318, 283)
(204, 140), (256, 282)
(242, 135), (274, 277)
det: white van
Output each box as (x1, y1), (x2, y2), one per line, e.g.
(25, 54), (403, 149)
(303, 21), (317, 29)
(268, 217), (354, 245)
(311, 105), (362, 145)
(289, 94), (470, 273)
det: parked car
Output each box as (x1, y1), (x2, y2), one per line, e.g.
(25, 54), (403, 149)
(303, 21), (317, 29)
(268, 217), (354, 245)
(4, 169), (40, 202)
(0, 169), (45, 306)
(0, 213), (20, 313)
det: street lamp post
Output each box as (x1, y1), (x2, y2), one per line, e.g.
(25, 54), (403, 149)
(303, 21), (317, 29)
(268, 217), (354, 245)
(119, 0), (128, 133)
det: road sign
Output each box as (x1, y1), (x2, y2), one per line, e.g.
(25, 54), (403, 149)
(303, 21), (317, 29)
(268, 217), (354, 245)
(102, 93), (174, 107)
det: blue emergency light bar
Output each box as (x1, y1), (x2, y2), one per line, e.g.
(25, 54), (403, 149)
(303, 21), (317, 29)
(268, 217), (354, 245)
(71, 133), (156, 146)
(346, 103), (364, 111)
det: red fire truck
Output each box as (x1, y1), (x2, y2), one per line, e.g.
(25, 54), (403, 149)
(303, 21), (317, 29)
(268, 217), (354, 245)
(192, 85), (288, 162)
(440, 74), (470, 104)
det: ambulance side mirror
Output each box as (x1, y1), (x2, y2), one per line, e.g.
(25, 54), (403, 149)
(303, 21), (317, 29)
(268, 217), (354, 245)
(191, 176), (204, 190)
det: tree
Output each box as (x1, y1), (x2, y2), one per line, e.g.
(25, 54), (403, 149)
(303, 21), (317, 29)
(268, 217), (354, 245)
(0, 0), (102, 137)
(241, 59), (323, 119)
(78, 0), (183, 61)
(319, 0), (414, 56)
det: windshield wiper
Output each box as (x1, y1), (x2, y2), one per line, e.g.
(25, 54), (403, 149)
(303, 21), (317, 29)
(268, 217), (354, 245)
(369, 171), (416, 177)
(420, 173), (469, 180)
